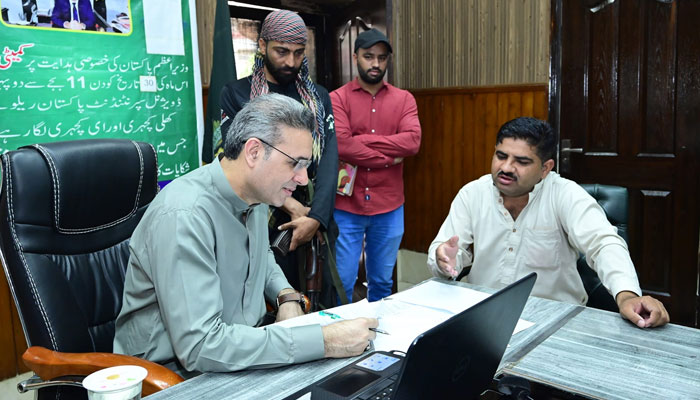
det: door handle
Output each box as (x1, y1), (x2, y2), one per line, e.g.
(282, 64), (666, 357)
(561, 147), (583, 153)
(560, 139), (582, 174)
(589, 0), (615, 13)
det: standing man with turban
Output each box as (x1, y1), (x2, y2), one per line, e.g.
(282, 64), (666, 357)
(218, 10), (341, 306)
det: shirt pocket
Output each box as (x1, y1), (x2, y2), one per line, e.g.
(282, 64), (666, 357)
(520, 228), (561, 269)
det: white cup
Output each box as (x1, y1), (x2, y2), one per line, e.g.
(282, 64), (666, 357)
(82, 365), (148, 400)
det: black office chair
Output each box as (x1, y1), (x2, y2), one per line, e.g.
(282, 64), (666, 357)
(0, 139), (183, 399)
(577, 184), (629, 312)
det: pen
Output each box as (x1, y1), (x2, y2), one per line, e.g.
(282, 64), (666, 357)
(319, 311), (391, 335)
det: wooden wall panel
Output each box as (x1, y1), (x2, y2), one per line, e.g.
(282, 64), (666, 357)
(0, 272), (17, 379)
(0, 267), (27, 380)
(402, 85), (548, 252)
(392, 0), (550, 89)
(12, 302), (28, 375)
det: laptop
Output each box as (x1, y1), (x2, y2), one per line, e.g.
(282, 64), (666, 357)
(283, 272), (537, 400)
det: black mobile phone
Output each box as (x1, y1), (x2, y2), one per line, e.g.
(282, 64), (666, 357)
(270, 229), (292, 257)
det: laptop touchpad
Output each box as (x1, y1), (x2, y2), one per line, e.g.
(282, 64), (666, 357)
(319, 368), (381, 397)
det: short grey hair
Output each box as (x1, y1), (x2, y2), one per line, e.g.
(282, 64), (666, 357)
(223, 93), (315, 160)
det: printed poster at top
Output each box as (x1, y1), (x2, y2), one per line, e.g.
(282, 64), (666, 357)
(0, 0), (201, 182)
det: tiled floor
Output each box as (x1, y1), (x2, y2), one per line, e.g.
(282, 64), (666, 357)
(0, 372), (33, 400)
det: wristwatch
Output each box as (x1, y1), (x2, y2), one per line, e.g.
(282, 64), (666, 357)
(276, 291), (310, 312)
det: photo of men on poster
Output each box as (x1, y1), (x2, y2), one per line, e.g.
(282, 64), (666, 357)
(1, 0), (131, 33)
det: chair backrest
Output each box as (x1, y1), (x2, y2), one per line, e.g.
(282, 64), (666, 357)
(0, 139), (158, 354)
(580, 184), (628, 241)
(577, 183), (629, 311)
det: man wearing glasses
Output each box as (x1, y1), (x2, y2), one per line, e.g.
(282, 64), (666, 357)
(115, 94), (377, 377)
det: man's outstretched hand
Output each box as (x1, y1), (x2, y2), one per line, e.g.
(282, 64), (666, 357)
(435, 235), (460, 278)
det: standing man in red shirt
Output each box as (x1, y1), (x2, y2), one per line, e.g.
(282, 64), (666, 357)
(330, 29), (421, 302)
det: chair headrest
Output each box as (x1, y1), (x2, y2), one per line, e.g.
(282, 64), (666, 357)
(13, 139), (158, 233)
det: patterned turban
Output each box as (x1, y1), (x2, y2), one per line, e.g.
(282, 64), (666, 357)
(260, 10), (308, 44)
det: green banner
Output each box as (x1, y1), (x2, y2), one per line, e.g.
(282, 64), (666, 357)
(0, 0), (201, 181)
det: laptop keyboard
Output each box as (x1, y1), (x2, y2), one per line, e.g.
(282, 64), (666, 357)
(356, 374), (398, 400)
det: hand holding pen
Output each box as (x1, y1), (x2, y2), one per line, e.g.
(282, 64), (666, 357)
(319, 310), (390, 335)
(321, 316), (379, 358)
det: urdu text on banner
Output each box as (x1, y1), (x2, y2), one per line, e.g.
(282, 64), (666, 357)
(0, 0), (203, 182)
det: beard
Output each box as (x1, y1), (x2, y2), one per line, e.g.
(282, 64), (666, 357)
(264, 53), (299, 86)
(358, 67), (386, 84)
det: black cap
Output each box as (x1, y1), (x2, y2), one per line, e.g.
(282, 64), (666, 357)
(354, 28), (393, 53)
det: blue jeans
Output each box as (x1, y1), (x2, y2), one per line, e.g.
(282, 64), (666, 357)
(334, 206), (404, 302)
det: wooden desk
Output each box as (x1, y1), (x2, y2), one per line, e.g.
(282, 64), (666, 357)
(146, 279), (575, 400)
(500, 306), (700, 399)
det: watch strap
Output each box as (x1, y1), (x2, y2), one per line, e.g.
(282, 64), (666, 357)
(276, 292), (310, 313)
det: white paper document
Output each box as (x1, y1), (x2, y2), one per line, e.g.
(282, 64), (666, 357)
(143, 0), (185, 55)
(275, 281), (534, 353)
(387, 280), (491, 314)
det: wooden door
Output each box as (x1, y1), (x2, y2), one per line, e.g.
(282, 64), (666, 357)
(550, 0), (700, 327)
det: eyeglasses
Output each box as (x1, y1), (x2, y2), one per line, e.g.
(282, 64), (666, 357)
(256, 138), (312, 172)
